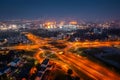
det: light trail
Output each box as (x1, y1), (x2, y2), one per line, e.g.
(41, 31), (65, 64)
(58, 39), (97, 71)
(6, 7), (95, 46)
(55, 53), (120, 80)
(4, 32), (120, 80)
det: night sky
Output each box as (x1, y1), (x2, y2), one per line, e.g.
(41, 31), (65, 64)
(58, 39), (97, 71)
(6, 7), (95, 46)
(0, 0), (120, 21)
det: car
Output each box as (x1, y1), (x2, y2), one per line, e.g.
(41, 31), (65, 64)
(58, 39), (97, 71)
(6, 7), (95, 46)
(58, 51), (64, 54)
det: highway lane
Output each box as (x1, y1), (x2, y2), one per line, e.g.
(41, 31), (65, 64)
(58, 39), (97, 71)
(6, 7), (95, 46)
(55, 53), (120, 80)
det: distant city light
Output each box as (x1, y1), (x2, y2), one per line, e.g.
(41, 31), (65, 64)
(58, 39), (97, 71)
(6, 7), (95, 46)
(69, 21), (77, 25)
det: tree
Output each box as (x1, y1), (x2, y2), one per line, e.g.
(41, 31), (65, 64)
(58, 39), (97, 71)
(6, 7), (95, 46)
(75, 76), (80, 80)
(67, 69), (73, 75)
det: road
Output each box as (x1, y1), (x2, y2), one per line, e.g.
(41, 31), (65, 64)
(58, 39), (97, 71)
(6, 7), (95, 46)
(55, 53), (120, 80)
(3, 32), (120, 80)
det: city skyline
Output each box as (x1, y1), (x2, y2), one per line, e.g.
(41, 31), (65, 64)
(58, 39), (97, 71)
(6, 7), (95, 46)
(0, 0), (120, 21)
